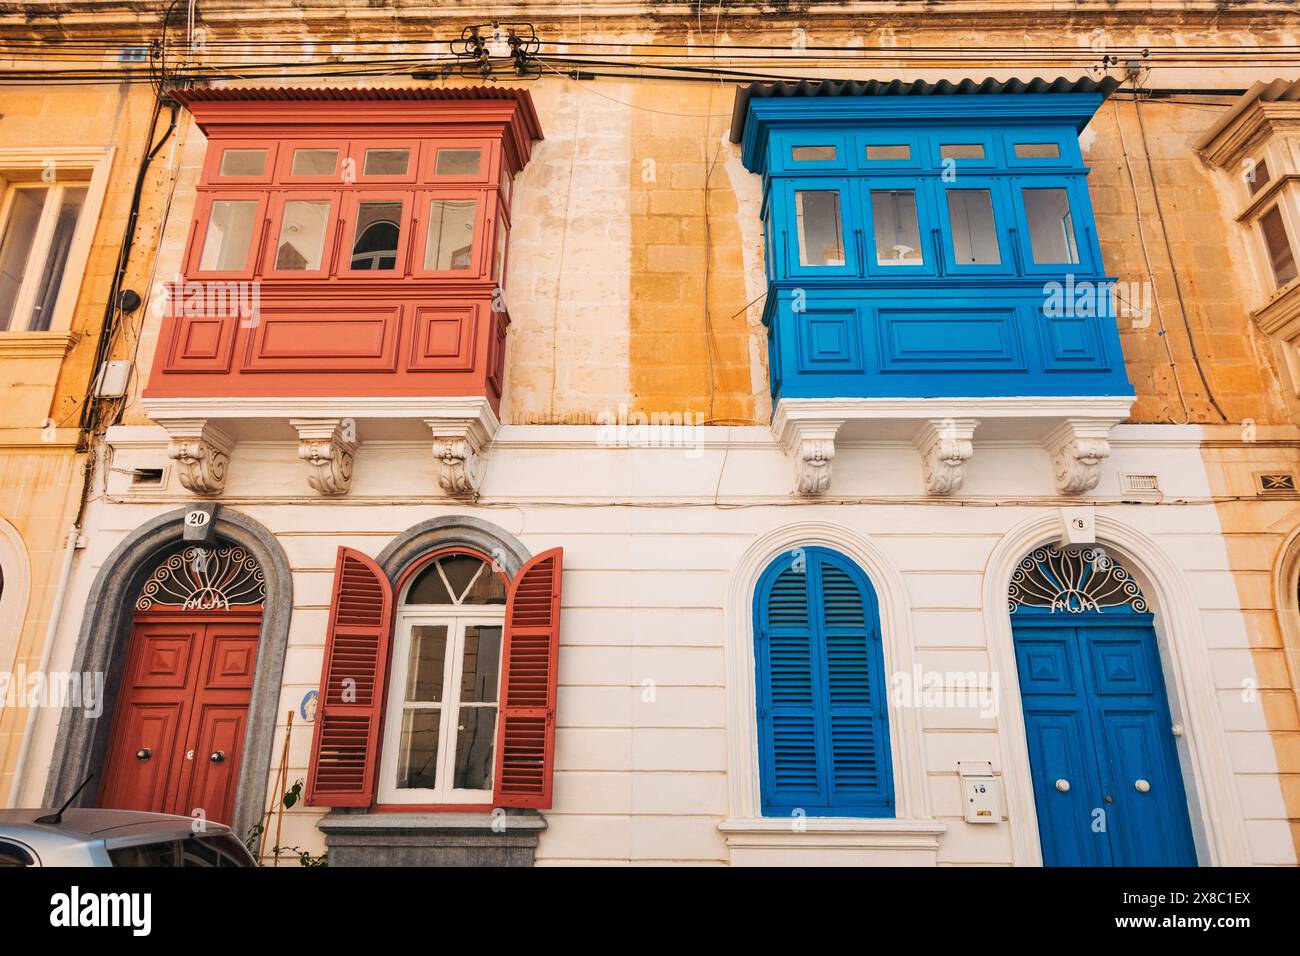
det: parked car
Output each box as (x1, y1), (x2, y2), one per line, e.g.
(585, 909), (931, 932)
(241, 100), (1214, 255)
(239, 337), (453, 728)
(0, 808), (256, 867)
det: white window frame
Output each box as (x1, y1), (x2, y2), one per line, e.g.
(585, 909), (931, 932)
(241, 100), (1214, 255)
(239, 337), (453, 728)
(0, 147), (113, 336)
(378, 587), (505, 806)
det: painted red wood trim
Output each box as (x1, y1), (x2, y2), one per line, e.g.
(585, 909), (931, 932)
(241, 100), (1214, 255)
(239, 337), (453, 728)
(492, 547), (563, 809)
(306, 547), (394, 808)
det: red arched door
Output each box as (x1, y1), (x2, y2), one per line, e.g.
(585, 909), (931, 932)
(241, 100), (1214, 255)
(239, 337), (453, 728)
(98, 544), (264, 827)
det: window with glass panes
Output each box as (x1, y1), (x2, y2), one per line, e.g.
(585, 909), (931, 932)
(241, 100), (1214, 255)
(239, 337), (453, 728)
(189, 138), (512, 283)
(378, 551), (509, 805)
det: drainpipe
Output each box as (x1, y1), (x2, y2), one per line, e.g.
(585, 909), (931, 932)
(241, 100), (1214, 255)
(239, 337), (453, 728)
(7, 524), (80, 808)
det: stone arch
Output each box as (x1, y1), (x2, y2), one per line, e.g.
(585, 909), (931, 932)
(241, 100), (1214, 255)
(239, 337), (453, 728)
(982, 512), (1251, 865)
(43, 506), (292, 839)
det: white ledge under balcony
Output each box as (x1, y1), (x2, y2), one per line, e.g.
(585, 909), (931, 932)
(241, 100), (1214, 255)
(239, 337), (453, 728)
(772, 395), (1135, 498)
(138, 395), (499, 499)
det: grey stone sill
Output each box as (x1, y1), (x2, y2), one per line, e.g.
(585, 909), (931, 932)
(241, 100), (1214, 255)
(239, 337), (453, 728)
(319, 811), (546, 837)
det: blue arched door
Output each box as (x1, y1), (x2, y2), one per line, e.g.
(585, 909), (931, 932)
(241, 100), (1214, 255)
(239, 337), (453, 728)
(1009, 545), (1197, 866)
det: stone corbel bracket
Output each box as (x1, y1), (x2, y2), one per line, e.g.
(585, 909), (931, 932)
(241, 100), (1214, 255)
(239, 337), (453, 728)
(773, 410), (844, 496)
(161, 419), (235, 497)
(291, 418), (358, 497)
(426, 411), (498, 497)
(1044, 418), (1114, 496)
(914, 418), (978, 496)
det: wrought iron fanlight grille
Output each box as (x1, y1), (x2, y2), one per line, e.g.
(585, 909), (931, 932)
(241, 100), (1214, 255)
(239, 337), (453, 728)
(1008, 545), (1147, 614)
(135, 544), (265, 611)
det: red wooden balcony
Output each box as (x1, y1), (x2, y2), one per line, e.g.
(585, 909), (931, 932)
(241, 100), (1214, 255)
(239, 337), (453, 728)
(140, 88), (541, 498)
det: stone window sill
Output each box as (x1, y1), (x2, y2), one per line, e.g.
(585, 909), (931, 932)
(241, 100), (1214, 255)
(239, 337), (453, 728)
(719, 817), (946, 865)
(317, 810), (546, 867)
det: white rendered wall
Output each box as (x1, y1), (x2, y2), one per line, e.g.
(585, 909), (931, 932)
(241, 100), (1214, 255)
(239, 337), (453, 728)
(20, 423), (1292, 865)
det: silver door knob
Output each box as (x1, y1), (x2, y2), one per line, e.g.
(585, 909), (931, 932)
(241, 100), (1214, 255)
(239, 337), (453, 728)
(1134, 778), (1150, 793)
(209, 751), (226, 763)
(135, 748), (151, 761)
(1055, 778), (1070, 793)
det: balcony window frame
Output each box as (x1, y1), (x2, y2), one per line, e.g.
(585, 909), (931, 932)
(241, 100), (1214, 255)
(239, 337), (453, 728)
(423, 138), (499, 186)
(276, 141), (347, 184)
(261, 190), (342, 279)
(933, 176), (1017, 277)
(1008, 175), (1095, 276)
(205, 140), (279, 185)
(859, 177), (939, 278)
(187, 190), (269, 281)
(781, 177), (860, 279)
(410, 188), (490, 278)
(348, 139), (423, 185)
(337, 189), (415, 278)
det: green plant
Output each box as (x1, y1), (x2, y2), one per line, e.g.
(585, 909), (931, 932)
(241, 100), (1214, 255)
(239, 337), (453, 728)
(244, 778), (327, 867)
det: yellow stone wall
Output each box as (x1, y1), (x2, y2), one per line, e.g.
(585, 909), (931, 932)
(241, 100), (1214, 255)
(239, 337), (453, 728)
(0, 82), (157, 793)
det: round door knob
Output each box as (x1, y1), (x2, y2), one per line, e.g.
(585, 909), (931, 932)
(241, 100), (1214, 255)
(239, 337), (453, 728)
(209, 750), (226, 763)
(135, 748), (151, 761)
(1055, 778), (1070, 793)
(1134, 778), (1151, 793)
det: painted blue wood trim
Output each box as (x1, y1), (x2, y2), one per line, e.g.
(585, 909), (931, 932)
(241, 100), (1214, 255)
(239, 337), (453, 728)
(754, 547), (895, 818)
(1012, 606), (1198, 866)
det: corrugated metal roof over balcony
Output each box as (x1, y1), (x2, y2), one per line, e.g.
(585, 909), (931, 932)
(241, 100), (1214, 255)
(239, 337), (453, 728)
(1192, 78), (1300, 155)
(172, 85), (543, 140)
(729, 75), (1120, 142)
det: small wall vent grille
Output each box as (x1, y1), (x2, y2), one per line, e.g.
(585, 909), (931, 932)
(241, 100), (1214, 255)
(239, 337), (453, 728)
(1257, 472), (1298, 495)
(1119, 473), (1162, 500)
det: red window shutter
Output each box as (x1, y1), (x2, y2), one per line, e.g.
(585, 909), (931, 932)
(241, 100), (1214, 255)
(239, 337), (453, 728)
(306, 547), (393, 807)
(492, 547), (563, 808)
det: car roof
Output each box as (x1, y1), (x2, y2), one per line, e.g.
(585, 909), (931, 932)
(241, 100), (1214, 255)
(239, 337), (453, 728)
(0, 808), (233, 844)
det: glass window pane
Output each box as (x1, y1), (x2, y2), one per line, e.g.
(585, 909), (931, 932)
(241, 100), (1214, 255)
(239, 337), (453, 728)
(405, 625), (448, 702)
(291, 148), (338, 177)
(452, 707), (496, 791)
(792, 145), (836, 162)
(461, 563), (507, 605)
(940, 144), (985, 160)
(871, 189), (923, 266)
(30, 186), (86, 331)
(946, 189), (1000, 265)
(439, 554), (483, 600)
(1023, 188), (1080, 264)
(436, 148), (482, 176)
(405, 561), (453, 604)
(1014, 143), (1060, 159)
(866, 144), (910, 161)
(364, 149), (410, 177)
(219, 149), (267, 177)
(794, 190), (845, 267)
(273, 200), (330, 271)
(396, 710), (440, 790)
(1249, 159), (1271, 196)
(198, 200), (258, 271)
(0, 187), (48, 331)
(424, 199), (476, 271)
(350, 201), (403, 271)
(460, 625), (502, 704)
(493, 217), (507, 284)
(1261, 205), (1298, 287)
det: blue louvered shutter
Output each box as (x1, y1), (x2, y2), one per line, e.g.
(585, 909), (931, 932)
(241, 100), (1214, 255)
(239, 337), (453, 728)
(755, 548), (893, 817)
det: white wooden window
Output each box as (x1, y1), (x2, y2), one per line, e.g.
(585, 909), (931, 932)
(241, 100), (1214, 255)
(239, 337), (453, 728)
(0, 148), (113, 335)
(378, 553), (507, 805)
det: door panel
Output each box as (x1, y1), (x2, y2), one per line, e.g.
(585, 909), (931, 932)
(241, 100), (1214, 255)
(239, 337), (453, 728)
(99, 617), (259, 828)
(1082, 626), (1197, 866)
(175, 705), (249, 825)
(1014, 618), (1197, 867)
(98, 703), (187, 813)
(99, 622), (205, 813)
(1015, 630), (1111, 866)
